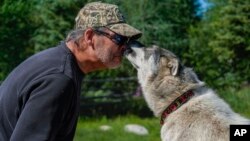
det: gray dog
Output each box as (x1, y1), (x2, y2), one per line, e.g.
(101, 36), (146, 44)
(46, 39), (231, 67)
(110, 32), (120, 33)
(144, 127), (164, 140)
(125, 43), (250, 141)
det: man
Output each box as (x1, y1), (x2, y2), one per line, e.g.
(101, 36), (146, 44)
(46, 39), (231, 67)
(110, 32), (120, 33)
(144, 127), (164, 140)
(0, 2), (141, 141)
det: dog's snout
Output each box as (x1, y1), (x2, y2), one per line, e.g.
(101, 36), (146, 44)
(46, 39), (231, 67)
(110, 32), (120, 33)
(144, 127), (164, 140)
(127, 40), (144, 48)
(124, 40), (144, 56)
(123, 47), (133, 56)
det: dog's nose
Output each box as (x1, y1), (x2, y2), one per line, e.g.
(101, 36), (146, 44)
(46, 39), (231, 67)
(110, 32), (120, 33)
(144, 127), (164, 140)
(127, 40), (144, 48)
(123, 47), (133, 56)
(123, 40), (144, 56)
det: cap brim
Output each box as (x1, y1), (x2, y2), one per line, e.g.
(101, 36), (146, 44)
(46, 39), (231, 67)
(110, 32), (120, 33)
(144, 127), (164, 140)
(107, 23), (142, 40)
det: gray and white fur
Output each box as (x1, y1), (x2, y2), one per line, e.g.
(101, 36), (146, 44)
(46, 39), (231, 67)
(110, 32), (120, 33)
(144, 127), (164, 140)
(125, 44), (250, 141)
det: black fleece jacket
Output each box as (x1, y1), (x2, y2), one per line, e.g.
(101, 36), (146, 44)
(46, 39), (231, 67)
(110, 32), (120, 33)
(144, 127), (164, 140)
(0, 41), (84, 141)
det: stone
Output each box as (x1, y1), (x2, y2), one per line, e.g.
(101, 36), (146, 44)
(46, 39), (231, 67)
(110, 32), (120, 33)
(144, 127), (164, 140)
(124, 124), (149, 135)
(99, 125), (112, 131)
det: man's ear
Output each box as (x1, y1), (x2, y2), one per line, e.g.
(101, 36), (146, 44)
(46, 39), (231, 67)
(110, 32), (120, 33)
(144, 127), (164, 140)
(168, 58), (179, 76)
(84, 28), (95, 47)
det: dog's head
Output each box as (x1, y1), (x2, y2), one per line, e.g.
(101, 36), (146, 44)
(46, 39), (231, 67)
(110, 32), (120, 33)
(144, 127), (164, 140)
(125, 41), (204, 93)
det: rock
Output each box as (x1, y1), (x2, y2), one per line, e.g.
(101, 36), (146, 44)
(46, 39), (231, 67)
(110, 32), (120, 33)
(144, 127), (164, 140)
(124, 124), (149, 135)
(99, 125), (112, 131)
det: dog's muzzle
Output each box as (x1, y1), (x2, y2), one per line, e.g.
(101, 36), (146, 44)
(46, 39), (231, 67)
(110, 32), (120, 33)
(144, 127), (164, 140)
(127, 40), (144, 48)
(124, 40), (144, 56)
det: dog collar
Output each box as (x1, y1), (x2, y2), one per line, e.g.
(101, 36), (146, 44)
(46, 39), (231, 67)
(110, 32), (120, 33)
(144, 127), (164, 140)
(160, 90), (194, 125)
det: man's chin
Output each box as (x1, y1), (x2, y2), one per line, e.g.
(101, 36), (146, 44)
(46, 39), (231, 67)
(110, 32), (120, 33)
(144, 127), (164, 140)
(99, 56), (122, 69)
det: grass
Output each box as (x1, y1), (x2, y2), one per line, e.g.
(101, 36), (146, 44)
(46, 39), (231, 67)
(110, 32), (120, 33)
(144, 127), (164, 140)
(74, 115), (160, 141)
(218, 87), (250, 118)
(74, 87), (250, 141)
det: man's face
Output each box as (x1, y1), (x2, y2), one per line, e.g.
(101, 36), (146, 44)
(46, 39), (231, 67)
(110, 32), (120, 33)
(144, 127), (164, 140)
(93, 28), (128, 68)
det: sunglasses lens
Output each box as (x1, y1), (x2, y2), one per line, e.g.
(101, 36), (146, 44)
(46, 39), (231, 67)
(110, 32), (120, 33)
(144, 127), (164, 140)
(94, 28), (128, 46)
(114, 35), (128, 46)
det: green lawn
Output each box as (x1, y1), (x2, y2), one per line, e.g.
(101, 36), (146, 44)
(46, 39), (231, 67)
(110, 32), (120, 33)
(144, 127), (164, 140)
(74, 116), (160, 141)
(74, 87), (250, 141)
(218, 87), (250, 118)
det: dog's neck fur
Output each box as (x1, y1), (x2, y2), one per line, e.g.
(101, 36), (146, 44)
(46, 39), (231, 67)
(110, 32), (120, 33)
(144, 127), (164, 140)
(139, 66), (205, 117)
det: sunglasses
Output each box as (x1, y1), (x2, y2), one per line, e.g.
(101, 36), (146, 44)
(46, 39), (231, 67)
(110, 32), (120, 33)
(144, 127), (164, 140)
(93, 28), (130, 46)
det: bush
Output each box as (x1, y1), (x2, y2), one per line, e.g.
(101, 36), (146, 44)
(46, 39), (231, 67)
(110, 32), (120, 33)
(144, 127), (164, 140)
(186, 0), (250, 88)
(0, 0), (36, 79)
(80, 97), (153, 118)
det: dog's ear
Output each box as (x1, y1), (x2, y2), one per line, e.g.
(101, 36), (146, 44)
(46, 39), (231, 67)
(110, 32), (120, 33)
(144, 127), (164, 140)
(159, 48), (179, 76)
(168, 58), (179, 76)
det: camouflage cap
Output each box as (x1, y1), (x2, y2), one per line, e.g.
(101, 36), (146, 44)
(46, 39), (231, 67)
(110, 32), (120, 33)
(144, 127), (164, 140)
(75, 2), (142, 39)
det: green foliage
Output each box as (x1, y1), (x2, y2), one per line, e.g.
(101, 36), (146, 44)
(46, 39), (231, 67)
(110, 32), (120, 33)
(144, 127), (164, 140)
(119, 0), (199, 56)
(0, 0), (87, 80)
(80, 93), (153, 117)
(187, 0), (250, 88)
(0, 0), (36, 79)
(1, 0), (248, 90)
(30, 0), (84, 52)
(0, 0), (197, 82)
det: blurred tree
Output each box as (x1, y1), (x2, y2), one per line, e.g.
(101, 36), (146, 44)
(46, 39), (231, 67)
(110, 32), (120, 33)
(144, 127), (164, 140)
(0, 0), (199, 93)
(187, 0), (250, 88)
(0, 0), (85, 80)
(30, 0), (84, 52)
(119, 0), (200, 57)
(0, 0), (36, 80)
